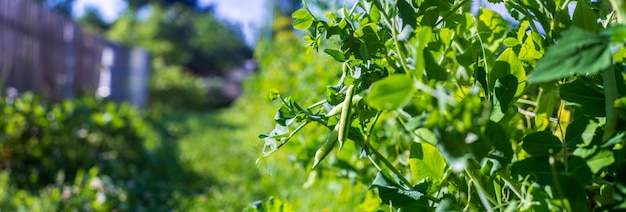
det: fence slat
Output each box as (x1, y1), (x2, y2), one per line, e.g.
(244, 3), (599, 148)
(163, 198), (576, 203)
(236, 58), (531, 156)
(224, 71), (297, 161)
(0, 0), (150, 106)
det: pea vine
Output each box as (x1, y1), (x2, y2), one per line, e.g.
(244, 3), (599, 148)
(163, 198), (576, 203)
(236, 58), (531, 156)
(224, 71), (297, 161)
(260, 0), (626, 211)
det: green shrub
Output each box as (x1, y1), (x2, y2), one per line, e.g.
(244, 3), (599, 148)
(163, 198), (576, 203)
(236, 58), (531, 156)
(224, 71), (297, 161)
(0, 93), (149, 190)
(148, 59), (230, 109)
(0, 92), (216, 210)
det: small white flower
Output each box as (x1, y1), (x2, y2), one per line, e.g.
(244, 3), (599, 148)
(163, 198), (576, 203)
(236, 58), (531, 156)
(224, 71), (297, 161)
(465, 132), (478, 144)
(90, 178), (103, 190)
(96, 192), (106, 204)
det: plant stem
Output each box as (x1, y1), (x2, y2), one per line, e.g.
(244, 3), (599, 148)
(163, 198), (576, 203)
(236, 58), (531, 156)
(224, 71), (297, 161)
(371, 0), (413, 78)
(498, 171), (525, 201)
(365, 142), (412, 187)
(435, 0), (471, 27)
(275, 121), (310, 150)
(465, 168), (495, 212)
(364, 140), (441, 203)
(609, 0), (626, 24)
(551, 0), (572, 36)
(307, 99), (327, 110)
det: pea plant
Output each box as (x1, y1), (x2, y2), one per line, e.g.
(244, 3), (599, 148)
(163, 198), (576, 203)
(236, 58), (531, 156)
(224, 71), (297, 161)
(260, 0), (626, 210)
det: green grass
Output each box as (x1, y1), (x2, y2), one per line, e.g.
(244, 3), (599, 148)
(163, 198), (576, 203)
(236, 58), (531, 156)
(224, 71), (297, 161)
(150, 103), (377, 210)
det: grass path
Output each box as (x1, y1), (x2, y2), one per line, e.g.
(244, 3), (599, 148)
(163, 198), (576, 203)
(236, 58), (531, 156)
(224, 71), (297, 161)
(153, 106), (374, 210)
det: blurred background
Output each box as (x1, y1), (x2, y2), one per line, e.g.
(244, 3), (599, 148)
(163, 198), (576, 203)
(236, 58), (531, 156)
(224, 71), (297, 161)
(0, 0), (380, 210)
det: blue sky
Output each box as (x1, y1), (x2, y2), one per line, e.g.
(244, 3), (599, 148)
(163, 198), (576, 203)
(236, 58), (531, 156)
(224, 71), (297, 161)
(72, 0), (268, 45)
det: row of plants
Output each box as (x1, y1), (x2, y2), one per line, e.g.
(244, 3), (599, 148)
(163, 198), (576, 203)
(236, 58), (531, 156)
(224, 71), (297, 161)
(240, 15), (384, 210)
(256, 0), (626, 211)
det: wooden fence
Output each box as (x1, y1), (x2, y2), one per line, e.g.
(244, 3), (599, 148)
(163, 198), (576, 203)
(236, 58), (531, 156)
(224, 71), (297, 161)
(0, 0), (150, 106)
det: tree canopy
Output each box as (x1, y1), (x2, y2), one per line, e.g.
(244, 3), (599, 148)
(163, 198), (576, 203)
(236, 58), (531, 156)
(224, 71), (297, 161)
(34, 0), (252, 76)
(106, 3), (251, 76)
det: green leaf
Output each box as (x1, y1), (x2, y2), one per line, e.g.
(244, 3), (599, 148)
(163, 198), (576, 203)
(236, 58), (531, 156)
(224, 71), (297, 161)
(397, 0), (416, 28)
(354, 23), (380, 43)
(477, 8), (508, 50)
(325, 86), (343, 105)
(522, 131), (562, 156)
(494, 74), (518, 112)
(410, 143), (446, 183)
(247, 196), (295, 212)
(413, 128), (437, 146)
(534, 88), (557, 130)
(573, 146), (615, 173)
(503, 37), (521, 47)
(275, 106), (296, 126)
(368, 2), (381, 23)
(364, 74), (415, 111)
(518, 32), (545, 62)
(572, 0), (600, 32)
(490, 48), (526, 96)
(436, 198), (462, 212)
(528, 28), (611, 83)
(323, 49), (345, 62)
(370, 172), (429, 209)
(269, 89), (280, 101)
(413, 26), (433, 76)
(436, 128), (490, 172)
(567, 156), (593, 185)
(511, 156), (593, 187)
(511, 151), (594, 188)
(560, 78), (606, 117)
(551, 175), (590, 212)
(397, 0), (417, 41)
(424, 49), (448, 81)
(474, 67), (489, 97)
(600, 133), (625, 149)
(292, 8), (314, 30)
(292, 8), (311, 19)
(484, 121), (513, 173)
(564, 117), (598, 147)
(510, 156), (553, 184)
(601, 25), (626, 43)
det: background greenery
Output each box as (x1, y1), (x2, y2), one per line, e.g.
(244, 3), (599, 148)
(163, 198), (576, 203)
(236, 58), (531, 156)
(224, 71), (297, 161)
(6, 0), (626, 211)
(0, 0), (381, 210)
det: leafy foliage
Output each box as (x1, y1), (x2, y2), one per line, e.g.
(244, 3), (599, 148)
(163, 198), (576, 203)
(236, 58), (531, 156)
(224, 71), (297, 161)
(107, 3), (252, 76)
(148, 59), (231, 109)
(0, 93), (149, 190)
(0, 94), (213, 210)
(259, 0), (626, 210)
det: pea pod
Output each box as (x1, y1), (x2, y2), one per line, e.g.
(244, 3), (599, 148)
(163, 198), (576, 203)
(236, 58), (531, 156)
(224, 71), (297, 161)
(325, 95), (362, 117)
(312, 130), (339, 169)
(337, 84), (355, 151)
(603, 67), (618, 141)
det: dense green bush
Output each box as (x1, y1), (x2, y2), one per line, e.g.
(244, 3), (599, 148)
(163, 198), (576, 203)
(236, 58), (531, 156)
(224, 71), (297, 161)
(0, 93), (149, 190)
(0, 93), (208, 210)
